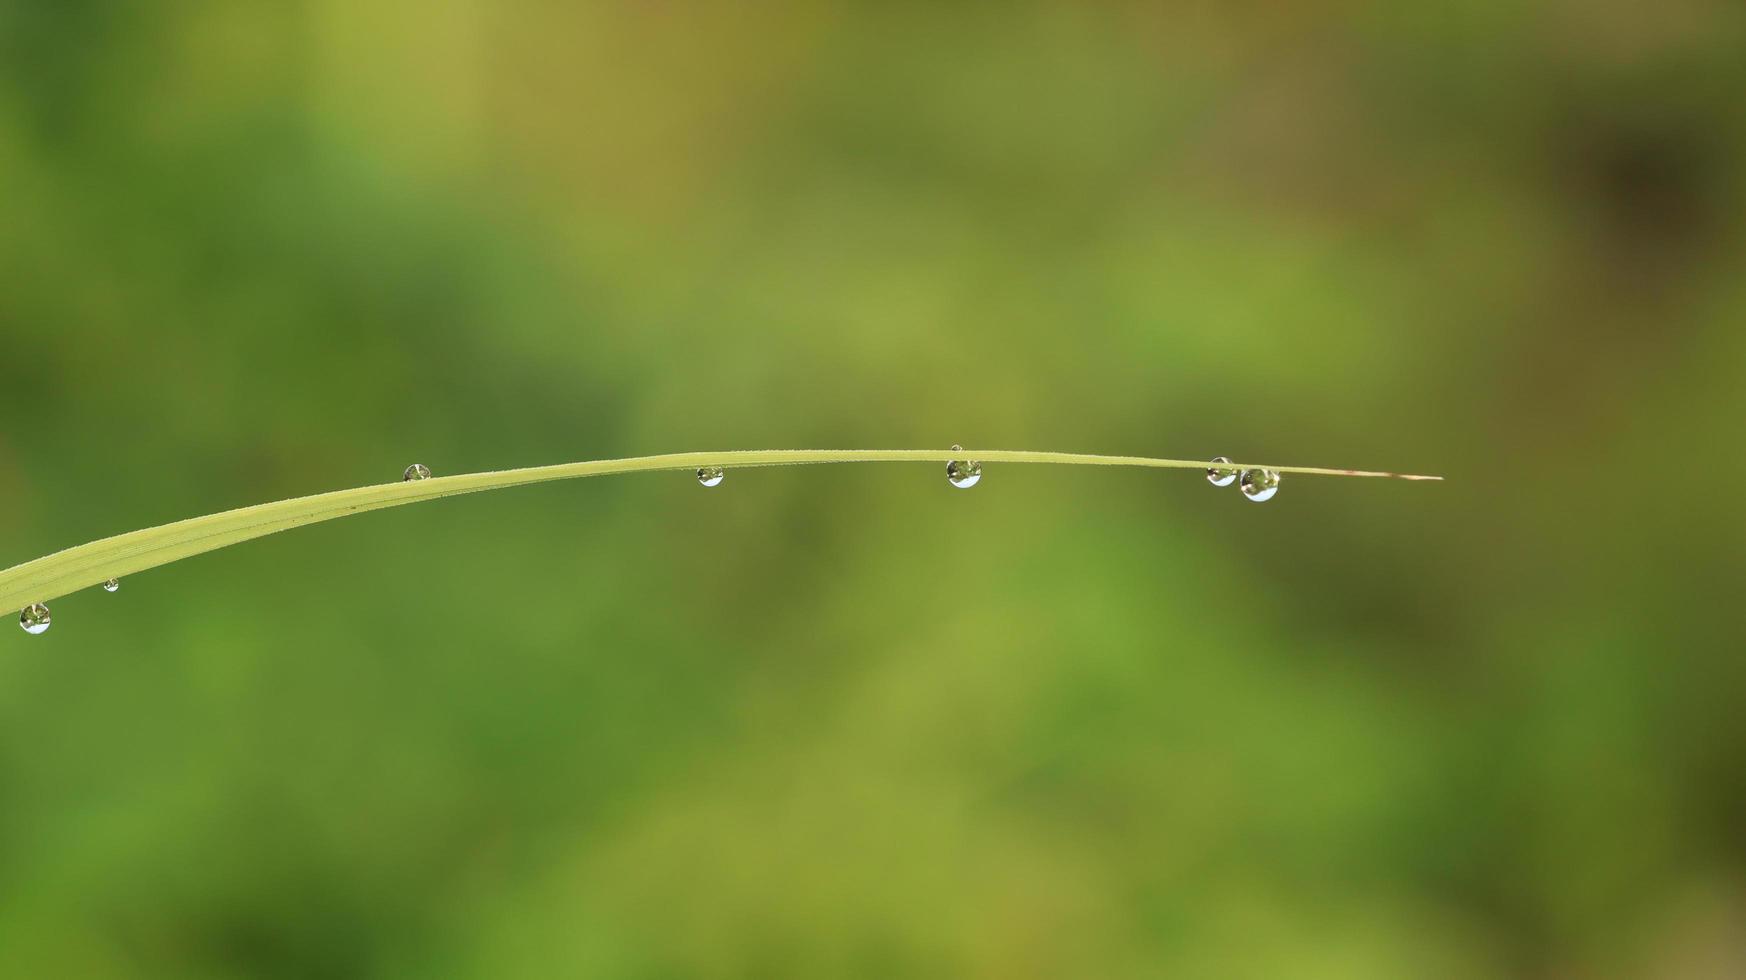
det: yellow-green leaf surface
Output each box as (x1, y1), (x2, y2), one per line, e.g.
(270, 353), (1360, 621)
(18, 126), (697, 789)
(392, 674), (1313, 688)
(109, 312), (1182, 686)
(0, 449), (1439, 613)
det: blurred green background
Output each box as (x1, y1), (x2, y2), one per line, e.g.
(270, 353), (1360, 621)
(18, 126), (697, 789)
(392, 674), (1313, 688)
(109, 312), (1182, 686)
(3, 1), (1745, 977)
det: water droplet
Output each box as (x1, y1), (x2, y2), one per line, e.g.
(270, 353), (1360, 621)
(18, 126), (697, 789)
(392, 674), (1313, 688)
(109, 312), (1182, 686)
(1240, 468), (1281, 502)
(403, 463), (432, 482)
(1206, 456), (1237, 487)
(19, 603), (50, 635)
(697, 466), (725, 488)
(946, 445), (981, 489)
(101, 578), (120, 593)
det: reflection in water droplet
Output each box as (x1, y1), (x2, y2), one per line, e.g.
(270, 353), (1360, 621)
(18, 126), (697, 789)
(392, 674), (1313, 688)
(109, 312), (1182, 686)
(946, 445), (982, 489)
(1207, 456), (1237, 487)
(403, 463), (432, 482)
(1240, 468), (1281, 502)
(697, 466), (725, 488)
(102, 579), (120, 593)
(19, 603), (50, 635)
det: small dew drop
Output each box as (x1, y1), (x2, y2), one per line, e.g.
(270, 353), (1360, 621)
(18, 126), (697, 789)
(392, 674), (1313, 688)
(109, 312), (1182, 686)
(19, 603), (50, 635)
(946, 445), (982, 490)
(1206, 456), (1238, 487)
(102, 578), (120, 593)
(403, 463), (432, 482)
(697, 466), (725, 488)
(1240, 468), (1281, 503)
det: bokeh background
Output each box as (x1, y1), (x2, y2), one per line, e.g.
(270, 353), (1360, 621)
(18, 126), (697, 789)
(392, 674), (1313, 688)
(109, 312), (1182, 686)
(3, 1), (1745, 976)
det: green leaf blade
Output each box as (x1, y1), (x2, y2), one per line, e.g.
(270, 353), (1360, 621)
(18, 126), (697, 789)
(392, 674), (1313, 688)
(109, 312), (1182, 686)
(0, 450), (1439, 612)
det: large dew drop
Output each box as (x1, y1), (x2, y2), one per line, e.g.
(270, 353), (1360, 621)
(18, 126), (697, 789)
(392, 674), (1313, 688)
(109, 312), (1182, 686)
(19, 603), (50, 635)
(696, 466), (725, 488)
(403, 463), (432, 482)
(101, 579), (120, 593)
(1240, 468), (1281, 503)
(946, 445), (981, 489)
(1206, 456), (1237, 487)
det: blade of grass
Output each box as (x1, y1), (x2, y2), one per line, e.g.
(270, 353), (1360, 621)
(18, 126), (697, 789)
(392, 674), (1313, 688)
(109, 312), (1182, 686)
(0, 449), (1439, 612)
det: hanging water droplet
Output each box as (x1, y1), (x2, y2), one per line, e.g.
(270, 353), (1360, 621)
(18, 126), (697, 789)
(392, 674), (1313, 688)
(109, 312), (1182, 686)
(1206, 456), (1238, 487)
(1239, 468), (1281, 502)
(946, 445), (981, 489)
(101, 578), (120, 593)
(19, 603), (50, 635)
(403, 463), (432, 482)
(697, 465), (725, 488)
